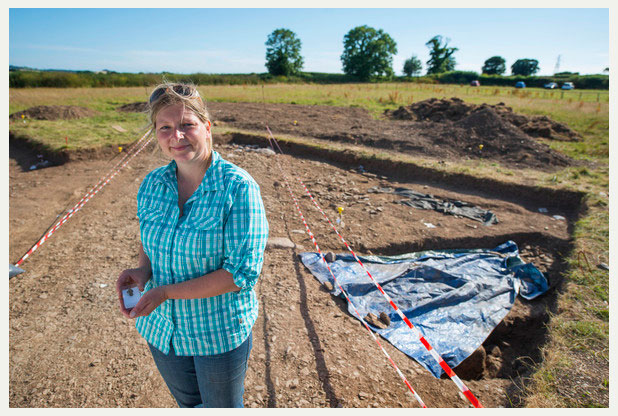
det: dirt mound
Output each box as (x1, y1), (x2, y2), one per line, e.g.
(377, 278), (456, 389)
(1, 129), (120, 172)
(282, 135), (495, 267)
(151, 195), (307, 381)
(388, 97), (472, 122)
(386, 98), (580, 142)
(455, 106), (507, 131)
(116, 102), (149, 113)
(486, 103), (580, 142)
(9, 105), (98, 121)
(438, 106), (572, 168)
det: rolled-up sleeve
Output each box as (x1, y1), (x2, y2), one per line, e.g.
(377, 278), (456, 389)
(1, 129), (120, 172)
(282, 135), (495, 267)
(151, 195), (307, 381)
(222, 179), (269, 290)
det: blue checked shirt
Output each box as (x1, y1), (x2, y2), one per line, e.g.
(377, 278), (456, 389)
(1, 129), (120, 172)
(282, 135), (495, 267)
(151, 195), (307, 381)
(135, 150), (269, 356)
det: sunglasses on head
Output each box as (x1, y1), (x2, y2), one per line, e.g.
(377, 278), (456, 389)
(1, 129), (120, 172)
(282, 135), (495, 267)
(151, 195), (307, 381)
(149, 84), (200, 104)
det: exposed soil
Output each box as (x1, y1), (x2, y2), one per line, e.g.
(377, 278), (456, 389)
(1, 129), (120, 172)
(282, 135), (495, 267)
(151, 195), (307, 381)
(11, 138), (586, 408)
(114, 99), (575, 171)
(9, 105), (99, 121)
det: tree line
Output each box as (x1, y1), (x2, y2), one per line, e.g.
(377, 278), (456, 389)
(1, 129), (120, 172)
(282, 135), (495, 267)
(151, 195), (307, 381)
(265, 25), (602, 81)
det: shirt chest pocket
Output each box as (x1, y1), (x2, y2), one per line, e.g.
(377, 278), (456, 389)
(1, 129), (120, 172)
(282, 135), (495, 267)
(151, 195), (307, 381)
(177, 198), (225, 269)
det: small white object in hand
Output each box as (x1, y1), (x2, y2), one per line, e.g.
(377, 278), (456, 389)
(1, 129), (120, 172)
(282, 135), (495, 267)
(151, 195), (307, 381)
(122, 287), (143, 309)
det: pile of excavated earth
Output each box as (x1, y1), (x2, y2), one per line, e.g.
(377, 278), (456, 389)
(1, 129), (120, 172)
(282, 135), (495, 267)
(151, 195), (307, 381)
(384, 97), (580, 142)
(116, 102), (149, 113)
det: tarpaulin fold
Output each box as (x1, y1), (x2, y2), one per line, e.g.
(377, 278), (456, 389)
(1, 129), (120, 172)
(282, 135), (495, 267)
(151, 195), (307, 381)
(299, 241), (547, 378)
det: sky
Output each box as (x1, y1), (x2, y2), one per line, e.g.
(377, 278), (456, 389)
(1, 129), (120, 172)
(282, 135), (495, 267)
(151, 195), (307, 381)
(8, 7), (610, 76)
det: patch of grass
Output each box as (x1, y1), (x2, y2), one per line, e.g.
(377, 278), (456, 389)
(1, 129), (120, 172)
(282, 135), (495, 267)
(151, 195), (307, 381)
(9, 111), (149, 151)
(592, 308), (609, 322)
(556, 320), (608, 349)
(524, 345), (572, 408)
(9, 87), (151, 113)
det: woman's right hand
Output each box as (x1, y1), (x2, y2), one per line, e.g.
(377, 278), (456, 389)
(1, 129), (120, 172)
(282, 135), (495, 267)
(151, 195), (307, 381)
(116, 266), (151, 318)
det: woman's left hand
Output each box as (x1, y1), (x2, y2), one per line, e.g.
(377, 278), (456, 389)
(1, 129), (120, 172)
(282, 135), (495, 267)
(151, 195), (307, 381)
(129, 286), (168, 318)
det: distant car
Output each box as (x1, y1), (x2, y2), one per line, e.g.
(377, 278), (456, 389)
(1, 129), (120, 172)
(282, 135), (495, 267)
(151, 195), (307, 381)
(470, 80), (480, 86)
(544, 82), (558, 89)
(561, 82), (575, 90)
(515, 81), (526, 88)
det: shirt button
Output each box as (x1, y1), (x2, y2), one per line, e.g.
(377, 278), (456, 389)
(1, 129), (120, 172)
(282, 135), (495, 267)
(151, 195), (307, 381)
(239, 318), (244, 324)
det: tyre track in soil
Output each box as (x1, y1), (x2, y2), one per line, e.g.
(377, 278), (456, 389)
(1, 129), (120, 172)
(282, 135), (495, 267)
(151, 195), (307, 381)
(9, 137), (569, 408)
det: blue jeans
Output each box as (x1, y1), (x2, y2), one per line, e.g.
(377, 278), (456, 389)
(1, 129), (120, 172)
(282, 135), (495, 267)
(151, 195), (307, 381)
(147, 332), (253, 408)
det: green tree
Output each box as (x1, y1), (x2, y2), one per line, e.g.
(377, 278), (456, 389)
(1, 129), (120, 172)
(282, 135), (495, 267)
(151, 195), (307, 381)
(265, 28), (304, 76)
(511, 59), (540, 76)
(340, 25), (398, 81)
(481, 56), (506, 75)
(425, 35), (457, 75)
(403, 55), (422, 77)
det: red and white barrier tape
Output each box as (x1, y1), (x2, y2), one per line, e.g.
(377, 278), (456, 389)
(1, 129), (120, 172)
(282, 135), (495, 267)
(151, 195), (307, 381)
(100, 128), (153, 177)
(15, 129), (154, 267)
(265, 126), (483, 408)
(20, 130), (152, 251)
(264, 130), (427, 407)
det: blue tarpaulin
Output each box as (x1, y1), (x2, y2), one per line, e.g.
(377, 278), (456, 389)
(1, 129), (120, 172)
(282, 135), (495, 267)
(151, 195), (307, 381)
(299, 241), (548, 378)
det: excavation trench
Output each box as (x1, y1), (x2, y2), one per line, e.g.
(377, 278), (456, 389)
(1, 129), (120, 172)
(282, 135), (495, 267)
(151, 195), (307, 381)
(9, 131), (143, 171)
(9, 129), (583, 408)
(10, 129), (586, 218)
(215, 132), (579, 398)
(216, 132), (585, 217)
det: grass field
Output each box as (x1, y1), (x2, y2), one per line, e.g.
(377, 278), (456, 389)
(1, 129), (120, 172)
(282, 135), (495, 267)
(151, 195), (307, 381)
(8, 83), (609, 407)
(9, 83), (609, 159)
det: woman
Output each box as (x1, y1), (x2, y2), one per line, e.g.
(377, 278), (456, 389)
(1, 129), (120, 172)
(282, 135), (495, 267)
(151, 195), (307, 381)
(116, 82), (269, 408)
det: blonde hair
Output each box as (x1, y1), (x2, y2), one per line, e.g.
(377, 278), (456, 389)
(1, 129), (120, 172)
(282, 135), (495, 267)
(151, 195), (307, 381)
(147, 82), (210, 130)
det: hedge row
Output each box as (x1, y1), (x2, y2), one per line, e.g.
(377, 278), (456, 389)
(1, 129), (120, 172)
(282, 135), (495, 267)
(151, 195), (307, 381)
(8, 71), (266, 88)
(9, 69), (608, 90)
(408, 71), (609, 89)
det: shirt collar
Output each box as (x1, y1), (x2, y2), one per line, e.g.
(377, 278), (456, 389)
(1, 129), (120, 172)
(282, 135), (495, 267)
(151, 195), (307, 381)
(154, 150), (225, 193)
